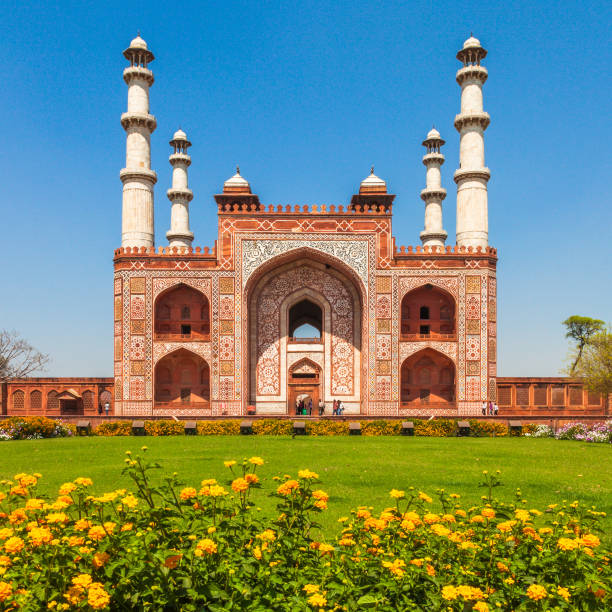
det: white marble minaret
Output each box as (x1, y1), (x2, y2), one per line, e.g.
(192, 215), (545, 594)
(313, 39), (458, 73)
(166, 129), (194, 248)
(454, 35), (490, 249)
(420, 128), (447, 247)
(120, 35), (157, 248)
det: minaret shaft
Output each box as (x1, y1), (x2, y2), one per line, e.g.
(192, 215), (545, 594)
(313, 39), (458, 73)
(420, 130), (447, 247)
(454, 36), (490, 249)
(120, 37), (157, 248)
(166, 131), (194, 248)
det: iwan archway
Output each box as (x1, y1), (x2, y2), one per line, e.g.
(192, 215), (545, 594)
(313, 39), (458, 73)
(245, 252), (365, 414)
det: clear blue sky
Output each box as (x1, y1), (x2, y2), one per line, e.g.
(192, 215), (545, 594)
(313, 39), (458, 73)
(0, 0), (610, 377)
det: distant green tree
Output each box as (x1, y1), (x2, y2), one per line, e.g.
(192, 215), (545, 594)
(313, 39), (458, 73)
(562, 315), (604, 374)
(573, 327), (612, 414)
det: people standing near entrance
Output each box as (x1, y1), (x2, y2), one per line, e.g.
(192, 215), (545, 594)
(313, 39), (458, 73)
(494, 402), (499, 416)
(308, 398), (313, 415)
(488, 401), (493, 415)
(338, 400), (344, 415)
(481, 401), (487, 416)
(332, 399), (337, 415)
(318, 399), (325, 416)
(104, 402), (110, 417)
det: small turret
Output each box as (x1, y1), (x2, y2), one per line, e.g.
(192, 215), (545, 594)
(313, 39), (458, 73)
(166, 129), (194, 248)
(419, 128), (447, 247)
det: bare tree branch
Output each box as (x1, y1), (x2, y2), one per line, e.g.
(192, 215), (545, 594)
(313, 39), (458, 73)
(0, 330), (50, 381)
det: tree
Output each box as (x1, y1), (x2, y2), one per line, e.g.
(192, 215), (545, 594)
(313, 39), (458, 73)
(562, 315), (604, 374)
(0, 330), (50, 382)
(573, 327), (612, 415)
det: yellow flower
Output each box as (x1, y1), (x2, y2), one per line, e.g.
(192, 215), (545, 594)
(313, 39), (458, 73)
(277, 480), (300, 496)
(121, 523), (133, 532)
(473, 602), (489, 612)
(223, 461), (236, 468)
(194, 538), (217, 556)
(201, 478), (217, 486)
(245, 473), (259, 484)
(456, 585), (484, 600)
(25, 498), (45, 511)
(419, 492), (433, 503)
(390, 489), (405, 499)
(426, 564), (436, 576)
(59, 482), (77, 495)
(0, 581), (12, 602)
(557, 586), (570, 601)
(46, 512), (69, 524)
(579, 534), (600, 548)
(338, 537), (355, 547)
(430, 524), (451, 537)
(356, 508), (371, 519)
(302, 584), (319, 594)
(557, 537), (579, 551)
(67, 536), (85, 547)
(0, 529), (13, 541)
(72, 574), (93, 589)
(249, 456), (264, 466)
(28, 527), (53, 547)
(481, 507), (496, 519)
(514, 509), (530, 522)
(526, 584), (547, 601)
(0, 556), (11, 568)
(441, 585), (457, 600)
(74, 477), (93, 487)
(318, 543), (334, 555)
(257, 529), (276, 542)
(497, 520), (516, 533)
(401, 519), (415, 531)
(298, 469), (319, 480)
(4, 537), (24, 554)
(312, 490), (329, 502)
(16, 474), (37, 487)
(496, 561), (509, 573)
(88, 526), (107, 542)
(441, 514), (456, 523)
(252, 546), (262, 560)
(92, 552), (110, 568)
(470, 515), (485, 524)
(382, 558), (406, 578)
(180, 487), (197, 500)
(314, 500), (327, 510)
(87, 582), (110, 610)
(423, 513), (439, 524)
(410, 558), (423, 567)
(231, 478), (249, 493)
(307, 592), (327, 607)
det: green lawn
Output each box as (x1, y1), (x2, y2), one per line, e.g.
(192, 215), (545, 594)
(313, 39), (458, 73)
(0, 436), (610, 539)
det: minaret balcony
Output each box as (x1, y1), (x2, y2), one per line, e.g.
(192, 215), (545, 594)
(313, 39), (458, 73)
(120, 112), (157, 131)
(120, 167), (157, 185)
(420, 188), (447, 202)
(454, 112), (490, 131)
(167, 188), (194, 202)
(169, 153), (192, 166)
(123, 66), (154, 85)
(453, 168), (491, 184)
(456, 64), (488, 85)
(422, 152), (445, 165)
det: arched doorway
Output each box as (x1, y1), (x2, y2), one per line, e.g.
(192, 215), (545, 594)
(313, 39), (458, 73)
(154, 349), (210, 408)
(400, 285), (456, 340)
(246, 254), (365, 414)
(400, 349), (456, 407)
(288, 359), (321, 415)
(154, 284), (210, 340)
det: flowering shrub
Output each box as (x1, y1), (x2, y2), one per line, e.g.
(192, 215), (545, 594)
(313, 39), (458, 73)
(94, 421), (132, 436)
(0, 417), (73, 441)
(305, 420), (349, 436)
(144, 420), (184, 436)
(524, 424), (555, 438)
(0, 457), (608, 610)
(468, 420), (508, 437)
(556, 421), (612, 443)
(361, 420), (402, 436)
(196, 420), (240, 435)
(413, 418), (457, 437)
(252, 420), (293, 435)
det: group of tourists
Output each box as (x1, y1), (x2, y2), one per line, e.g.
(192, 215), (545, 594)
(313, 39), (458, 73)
(294, 398), (345, 416)
(482, 400), (499, 416)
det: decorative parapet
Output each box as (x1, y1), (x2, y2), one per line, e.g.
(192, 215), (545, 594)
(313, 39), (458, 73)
(394, 244), (497, 257)
(114, 245), (217, 259)
(216, 202), (392, 215)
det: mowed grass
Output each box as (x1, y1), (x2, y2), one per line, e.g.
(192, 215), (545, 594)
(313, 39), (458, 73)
(0, 437), (610, 540)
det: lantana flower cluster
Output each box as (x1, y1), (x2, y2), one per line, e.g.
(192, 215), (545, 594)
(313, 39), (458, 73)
(0, 456), (608, 610)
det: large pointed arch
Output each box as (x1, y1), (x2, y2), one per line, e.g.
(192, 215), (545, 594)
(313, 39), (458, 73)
(244, 249), (367, 414)
(154, 283), (210, 341)
(154, 348), (210, 408)
(400, 348), (456, 407)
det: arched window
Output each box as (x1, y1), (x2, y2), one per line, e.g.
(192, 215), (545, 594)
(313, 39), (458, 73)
(400, 349), (456, 405)
(289, 299), (323, 340)
(154, 349), (210, 406)
(30, 390), (42, 412)
(154, 285), (210, 340)
(400, 286), (456, 339)
(48, 390), (59, 411)
(12, 390), (25, 412)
